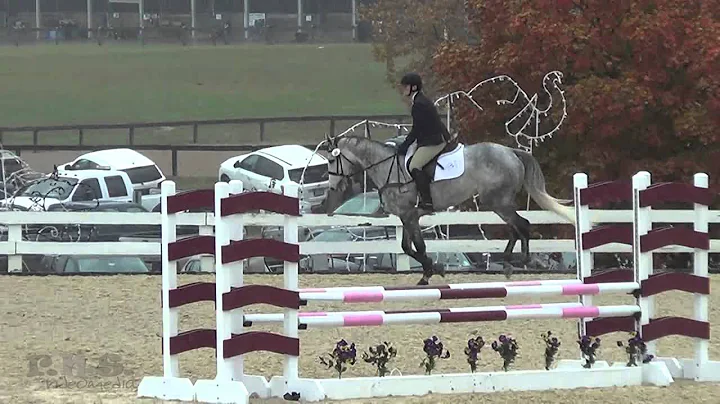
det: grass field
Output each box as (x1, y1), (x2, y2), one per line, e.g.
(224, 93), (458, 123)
(1, 43), (408, 181)
(0, 43), (404, 127)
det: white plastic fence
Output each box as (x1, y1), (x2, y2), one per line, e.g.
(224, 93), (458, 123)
(2, 209), (720, 272)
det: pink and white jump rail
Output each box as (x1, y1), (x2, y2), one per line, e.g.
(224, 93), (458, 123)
(138, 171), (720, 404)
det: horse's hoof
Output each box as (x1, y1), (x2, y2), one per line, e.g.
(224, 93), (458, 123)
(503, 262), (514, 279)
(417, 278), (429, 286)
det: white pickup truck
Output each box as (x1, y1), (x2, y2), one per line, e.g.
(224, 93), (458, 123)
(1, 167), (160, 211)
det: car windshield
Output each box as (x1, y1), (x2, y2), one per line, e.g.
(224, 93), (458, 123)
(288, 164), (328, 184)
(333, 193), (381, 215)
(75, 256), (149, 273)
(18, 178), (78, 199)
(122, 165), (163, 184)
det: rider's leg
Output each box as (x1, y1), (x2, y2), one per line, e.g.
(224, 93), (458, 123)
(408, 143), (446, 209)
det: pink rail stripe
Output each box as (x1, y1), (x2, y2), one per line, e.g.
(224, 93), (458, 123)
(562, 307), (600, 318)
(505, 304), (544, 310)
(343, 291), (384, 303)
(562, 284), (600, 296)
(343, 314), (384, 327)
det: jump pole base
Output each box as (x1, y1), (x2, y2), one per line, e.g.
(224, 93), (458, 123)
(653, 357), (720, 382)
(194, 379), (250, 404)
(136, 376), (196, 402)
(266, 363), (674, 401)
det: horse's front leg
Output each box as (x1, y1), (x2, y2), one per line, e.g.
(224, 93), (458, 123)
(403, 217), (443, 285)
(398, 224), (431, 285)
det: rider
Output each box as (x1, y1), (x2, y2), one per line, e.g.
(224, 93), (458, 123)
(396, 72), (449, 211)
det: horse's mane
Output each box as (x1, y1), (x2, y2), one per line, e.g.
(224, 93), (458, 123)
(340, 135), (398, 154)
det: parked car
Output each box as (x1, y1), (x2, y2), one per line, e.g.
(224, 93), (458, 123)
(59, 148), (166, 195)
(218, 145), (329, 212)
(20, 201), (155, 242)
(41, 254), (150, 273)
(1, 168), (135, 211)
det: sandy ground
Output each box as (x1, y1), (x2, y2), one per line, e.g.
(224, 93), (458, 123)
(2, 273), (720, 403)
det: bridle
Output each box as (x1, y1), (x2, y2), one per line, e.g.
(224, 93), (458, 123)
(327, 147), (408, 192)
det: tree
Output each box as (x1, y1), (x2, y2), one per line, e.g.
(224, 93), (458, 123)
(365, 0), (720, 194)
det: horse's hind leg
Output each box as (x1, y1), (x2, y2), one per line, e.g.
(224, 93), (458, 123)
(493, 207), (531, 278)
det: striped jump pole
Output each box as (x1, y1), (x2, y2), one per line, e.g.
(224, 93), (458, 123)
(298, 282), (639, 303)
(243, 302), (587, 325)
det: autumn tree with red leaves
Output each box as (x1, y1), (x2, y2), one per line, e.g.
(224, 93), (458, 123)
(364, 0), (720, 195)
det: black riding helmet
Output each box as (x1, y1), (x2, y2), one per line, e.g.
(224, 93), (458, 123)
(400, 72), (422, 95)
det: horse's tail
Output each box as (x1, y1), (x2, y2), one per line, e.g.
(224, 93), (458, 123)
(512, 149), (576, 225)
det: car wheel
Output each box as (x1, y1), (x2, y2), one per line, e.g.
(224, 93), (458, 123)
(220, 174), (231, 183)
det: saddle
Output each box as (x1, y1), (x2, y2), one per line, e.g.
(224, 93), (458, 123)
(406, 136), (460, 180)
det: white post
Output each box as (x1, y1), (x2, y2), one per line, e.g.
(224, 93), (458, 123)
(195, 181), (249, 403)
(160, 181), (179, 378)
(190, 0), (196, 39)
(87, 0), (93, 39)
(213, 182), (236, 381)
(243, 0), (249, 39)
(693, 172), (709, 372)
(283, 184), (300, 384)
(138, 0), (144, 27)
(35, 0), (40, 40)
(297, 0), (302, 30)
(7, 224), (22, 273)
(137, 180), (196, 401)
(227, 180), (245, 380)
(632, 171), (654, 354)
(573, 173), (592, 339)
(351, 0), (356, 40)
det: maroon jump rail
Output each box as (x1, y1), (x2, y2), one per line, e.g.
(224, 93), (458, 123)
(223, 332), (300, 358)
(585, 316), (637, 337)
(584, 268), (635, 284)
(220, 192), (300, 217)
(221, 238), (299, 264)
(439, 310), (508, 323)
(641, 272), (710, 297)
(642, 317), (710, 342)
(581, 225), (633, 250)
(223, 285), (300, 310)
(168, 329), (216, 355)
(439, 288), (507, 299)
(168, 282), (216, 308)
(579, 181), (632, 206)
(166, 189), (215, 214)
(638, 183), (714, 207)
(639, 226), (709, 252)
(167, 235), (215, 261)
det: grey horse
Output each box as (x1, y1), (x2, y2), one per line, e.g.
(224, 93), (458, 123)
(323, 134), (576, 285)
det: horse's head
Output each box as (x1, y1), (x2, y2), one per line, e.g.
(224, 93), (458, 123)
(321, 134), (355, 213)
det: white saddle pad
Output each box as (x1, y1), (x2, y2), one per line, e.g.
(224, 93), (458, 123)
(404, 142), (465, 182)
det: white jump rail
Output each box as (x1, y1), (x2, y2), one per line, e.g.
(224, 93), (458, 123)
(3, 209), (720, 273)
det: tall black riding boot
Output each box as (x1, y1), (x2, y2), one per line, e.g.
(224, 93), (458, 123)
(410, 169), (434, 211)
